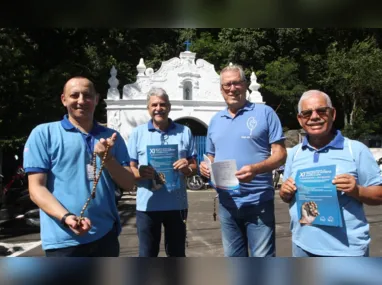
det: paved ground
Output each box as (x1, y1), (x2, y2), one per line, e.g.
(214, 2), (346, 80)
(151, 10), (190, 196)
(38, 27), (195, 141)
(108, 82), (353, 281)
(1, 189), (382, 257)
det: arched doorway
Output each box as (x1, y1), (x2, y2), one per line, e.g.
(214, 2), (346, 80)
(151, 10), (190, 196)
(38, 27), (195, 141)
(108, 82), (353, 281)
(174, 117), (208, 189)
(174, 117), (207, 171)
(174, 117), (207, 136)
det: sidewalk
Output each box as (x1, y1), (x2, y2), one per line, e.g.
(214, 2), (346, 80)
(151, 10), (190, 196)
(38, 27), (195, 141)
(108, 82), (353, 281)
(17, 189), (382, 257)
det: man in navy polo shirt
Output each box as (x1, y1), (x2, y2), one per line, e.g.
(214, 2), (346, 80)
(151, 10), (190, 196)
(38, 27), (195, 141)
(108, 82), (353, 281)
(280, 90), (382, 257)
(127, 87), (197, 257)
(200, 64), (287, 257)
(23, 76), (135, 257)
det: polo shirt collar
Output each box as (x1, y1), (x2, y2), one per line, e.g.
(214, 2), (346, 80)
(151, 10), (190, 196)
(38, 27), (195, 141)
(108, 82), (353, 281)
(148, 118), (176, 133)
(60, 115), (102, 135)
(302, 129), (344, 150)
(221, 101), (254, 117)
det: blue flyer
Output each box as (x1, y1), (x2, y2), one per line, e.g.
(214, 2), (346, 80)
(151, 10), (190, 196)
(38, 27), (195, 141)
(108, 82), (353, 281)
(295, 165), (342, 227)
(147, 144), (180, 191)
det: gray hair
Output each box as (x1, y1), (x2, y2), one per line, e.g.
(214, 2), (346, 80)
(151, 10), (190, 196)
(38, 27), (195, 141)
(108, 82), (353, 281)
(146, 87), (170, 106)
(298, 90), (333, 113)
(220, 64), (246, 84)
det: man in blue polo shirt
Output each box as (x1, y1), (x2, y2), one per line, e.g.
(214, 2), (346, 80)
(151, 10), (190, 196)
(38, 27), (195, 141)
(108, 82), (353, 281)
(23, 76), (135, 257)
(127, 87), (197, 257)
(280, 90), (382, 257)
(199, 64), (287, 257)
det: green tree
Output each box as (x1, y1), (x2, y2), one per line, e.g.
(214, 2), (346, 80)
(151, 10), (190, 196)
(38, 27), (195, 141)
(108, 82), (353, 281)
(324, 37), (382, 138)
(260, 56), (307, 128)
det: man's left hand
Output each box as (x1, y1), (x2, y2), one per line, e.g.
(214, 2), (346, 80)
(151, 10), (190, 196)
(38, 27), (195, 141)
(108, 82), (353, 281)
(235, 165), (256, 183)
(332, 174), (359, 196)
(94, 132), (117, 161)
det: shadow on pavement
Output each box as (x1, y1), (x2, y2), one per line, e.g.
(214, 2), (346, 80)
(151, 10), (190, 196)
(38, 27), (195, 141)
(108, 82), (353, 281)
(0, 219), (40, 240)
(118, 202), (137, 228)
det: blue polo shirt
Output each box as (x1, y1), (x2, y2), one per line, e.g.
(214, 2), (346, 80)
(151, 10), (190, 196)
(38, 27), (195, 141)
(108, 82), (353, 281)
(284, 130), (382, 256)
(127, 119), (197, 211)
(23, 115), (130, 250)
(206, 101), (285, 208)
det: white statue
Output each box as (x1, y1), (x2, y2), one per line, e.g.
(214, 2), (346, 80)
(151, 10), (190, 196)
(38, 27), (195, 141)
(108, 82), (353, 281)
(247, 71), (263, 103)
(137, 58), (146, 77)
(249, 72), (260, 92)
(107, 66), (121, 100)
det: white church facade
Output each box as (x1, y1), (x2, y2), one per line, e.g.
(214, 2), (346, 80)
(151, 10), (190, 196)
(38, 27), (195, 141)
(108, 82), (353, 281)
(104, 50), (264, 144)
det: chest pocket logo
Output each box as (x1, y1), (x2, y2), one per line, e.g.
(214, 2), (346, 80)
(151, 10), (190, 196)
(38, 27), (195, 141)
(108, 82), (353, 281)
(247, 117), (257, 136)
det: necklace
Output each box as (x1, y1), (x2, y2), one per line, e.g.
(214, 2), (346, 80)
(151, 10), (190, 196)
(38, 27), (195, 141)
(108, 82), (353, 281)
(213, 194), (218, 221)
(175, 174), (188, 247)
(77, 143), (110, 225)
(179, 188), (188, 247)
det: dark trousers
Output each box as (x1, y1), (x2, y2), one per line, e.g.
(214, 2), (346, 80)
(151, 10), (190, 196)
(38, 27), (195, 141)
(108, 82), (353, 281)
(45, 226), (120, 257)
(136, 209), (187, 257)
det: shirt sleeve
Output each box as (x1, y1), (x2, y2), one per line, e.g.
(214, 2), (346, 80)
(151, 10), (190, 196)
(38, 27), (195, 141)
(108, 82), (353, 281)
(186, 128), (197, 159)
(127, 128), (139, 163)
(283, 145), (299, 182)
(23, 125), (50, 173)
(205, 118), (215, 157)
(113, 132), (130, 167)
(355, 143), (382, 186)
(266, 106), (285, 144)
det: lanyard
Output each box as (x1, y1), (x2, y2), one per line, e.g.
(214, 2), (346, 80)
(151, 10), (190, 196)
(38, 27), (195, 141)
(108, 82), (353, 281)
(80, 132), (95, 158)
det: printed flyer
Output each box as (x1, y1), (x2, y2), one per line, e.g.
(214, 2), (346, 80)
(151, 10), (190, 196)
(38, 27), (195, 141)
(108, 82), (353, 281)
(203, 154), (240, 192)
(295, 165), (342, 227)
(147, 144), (179, 191)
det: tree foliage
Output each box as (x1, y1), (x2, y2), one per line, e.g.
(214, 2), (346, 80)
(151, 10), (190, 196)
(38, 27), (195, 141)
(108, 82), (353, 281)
(1, 28), (382, 150)
(324, 37), (382, 138)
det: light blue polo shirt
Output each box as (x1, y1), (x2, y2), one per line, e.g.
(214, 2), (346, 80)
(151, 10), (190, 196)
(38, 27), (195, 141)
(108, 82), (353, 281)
(127, 119), (197, 211)
(206, 101), (285, 208)
(23, 115), (130, 250)
(284, 130), (382, 256)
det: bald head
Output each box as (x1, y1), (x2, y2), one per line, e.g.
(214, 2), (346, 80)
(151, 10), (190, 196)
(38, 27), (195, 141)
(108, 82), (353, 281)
(63, 76), (96, 96)
(298, 90), (333, 113)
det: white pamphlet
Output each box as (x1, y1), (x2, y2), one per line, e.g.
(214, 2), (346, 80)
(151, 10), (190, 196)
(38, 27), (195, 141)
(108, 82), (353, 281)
(203, 154), (240, 191)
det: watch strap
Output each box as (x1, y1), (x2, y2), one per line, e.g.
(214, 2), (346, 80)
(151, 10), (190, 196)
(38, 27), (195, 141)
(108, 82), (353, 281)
(60, 212), (75, 228)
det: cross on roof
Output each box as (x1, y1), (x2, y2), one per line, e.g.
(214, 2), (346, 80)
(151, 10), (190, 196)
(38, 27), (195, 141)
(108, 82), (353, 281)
(184, 40), (192, 51)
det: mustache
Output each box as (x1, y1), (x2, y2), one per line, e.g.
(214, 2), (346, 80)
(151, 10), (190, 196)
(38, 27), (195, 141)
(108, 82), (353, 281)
(153, 111), (166, 115)
(229, 91), (241, 96)
(306, 121), (325, 126)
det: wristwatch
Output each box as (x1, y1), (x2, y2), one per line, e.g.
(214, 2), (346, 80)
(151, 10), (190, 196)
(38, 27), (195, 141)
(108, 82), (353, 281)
(60, 212), (76, 228)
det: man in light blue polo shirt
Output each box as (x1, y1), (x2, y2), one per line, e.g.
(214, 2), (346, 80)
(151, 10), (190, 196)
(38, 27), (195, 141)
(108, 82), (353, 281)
(280, 90), (382, 256)
(127, 87), (197, 257)
(23, 76), (135, 257)
(199, 64), (287, 257)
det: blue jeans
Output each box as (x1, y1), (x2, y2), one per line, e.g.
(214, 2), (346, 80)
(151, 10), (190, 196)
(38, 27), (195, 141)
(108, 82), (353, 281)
(292, 243), (370, 257)
(219, 200), (275, 257)
(45, 226), (120, 257)
(136, 209), (187, 257)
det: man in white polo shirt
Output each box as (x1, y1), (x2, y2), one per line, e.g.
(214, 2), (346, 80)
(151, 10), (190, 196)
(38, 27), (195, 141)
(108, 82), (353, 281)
(200, 64), (287, 257)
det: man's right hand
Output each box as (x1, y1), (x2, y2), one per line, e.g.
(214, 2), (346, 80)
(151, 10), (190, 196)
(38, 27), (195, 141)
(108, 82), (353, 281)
(279, 177), (297, 203)
(64, 215), (92, 236)
(138, 165), (155, 179)
(199, 161), (210, 178)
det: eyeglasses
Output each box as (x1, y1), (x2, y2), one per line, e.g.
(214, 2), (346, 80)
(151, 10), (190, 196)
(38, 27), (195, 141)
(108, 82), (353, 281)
(221, 80), (245, 90)
(299, 107), (332, 118)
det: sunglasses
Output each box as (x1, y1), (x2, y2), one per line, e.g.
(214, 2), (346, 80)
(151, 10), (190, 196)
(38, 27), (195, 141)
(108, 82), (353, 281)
(299, 107), (332, 118)
(221, 80), (245, 90)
